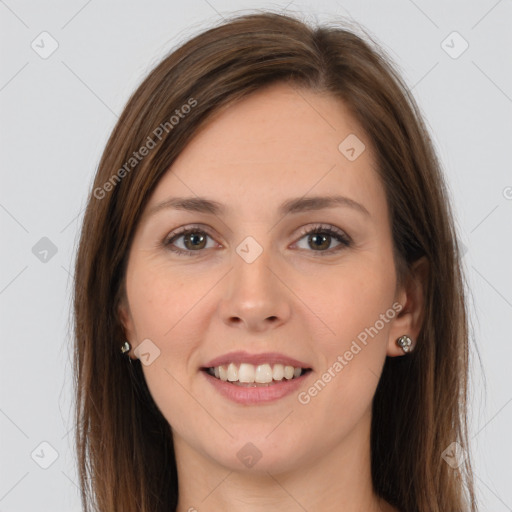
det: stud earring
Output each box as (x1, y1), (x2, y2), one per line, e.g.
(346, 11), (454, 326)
(121, 341), (131, 354)
(396, 335), (413, 353)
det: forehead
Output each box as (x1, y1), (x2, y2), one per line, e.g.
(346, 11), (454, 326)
(146, 83), (386, 222)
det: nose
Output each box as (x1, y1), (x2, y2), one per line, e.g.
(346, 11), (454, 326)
(217, 244), (292, 333)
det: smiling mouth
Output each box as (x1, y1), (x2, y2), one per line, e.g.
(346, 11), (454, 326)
(202, 362), (312, 387)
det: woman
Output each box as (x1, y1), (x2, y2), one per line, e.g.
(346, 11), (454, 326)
(73, 11), (477, 512)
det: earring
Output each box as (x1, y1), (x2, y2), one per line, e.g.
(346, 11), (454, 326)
(396, 335), (413, 353)
(121, 341), (131, 354)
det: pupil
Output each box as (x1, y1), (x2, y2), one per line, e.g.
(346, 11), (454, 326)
(186, 233), (205, 249)
(310, 234), (329, 250)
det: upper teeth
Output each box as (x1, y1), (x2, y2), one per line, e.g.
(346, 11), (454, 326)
(209, 363), (303, 383)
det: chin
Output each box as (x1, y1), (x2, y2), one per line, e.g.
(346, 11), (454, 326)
(202, 431), (310, 475)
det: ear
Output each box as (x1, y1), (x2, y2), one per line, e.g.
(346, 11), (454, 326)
(118, 296), (138, 360)
(387, 256), (429, 357)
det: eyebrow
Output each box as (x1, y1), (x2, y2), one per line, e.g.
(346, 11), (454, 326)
(146, 194), (371, 219)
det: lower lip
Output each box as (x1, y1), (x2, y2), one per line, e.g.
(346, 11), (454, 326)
(201, 370), (311, 405)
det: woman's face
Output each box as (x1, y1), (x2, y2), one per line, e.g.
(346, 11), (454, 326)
(120, 82), (414, 474)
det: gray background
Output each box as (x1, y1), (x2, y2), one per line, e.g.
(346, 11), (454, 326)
(1, 0), (511, 510)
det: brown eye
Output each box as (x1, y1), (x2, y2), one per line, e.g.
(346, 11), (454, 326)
(182, 232), (207, 250)
(308, 233), (332, 251)
(294, 225), (352, 255)
(164, 228), (216, 256)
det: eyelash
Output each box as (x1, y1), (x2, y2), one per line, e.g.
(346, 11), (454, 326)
(162, 223), (352, 257)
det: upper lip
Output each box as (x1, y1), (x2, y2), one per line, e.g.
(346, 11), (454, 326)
(202, 351), (312, 369)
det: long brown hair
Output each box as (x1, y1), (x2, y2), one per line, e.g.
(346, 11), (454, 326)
(72, 10), (476, 512)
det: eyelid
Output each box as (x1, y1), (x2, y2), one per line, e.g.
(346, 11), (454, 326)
(294, 223), (350, 243)
(163, 223), (221, 244)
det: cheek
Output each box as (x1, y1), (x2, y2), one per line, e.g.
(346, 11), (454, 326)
(127, 267), (208, 434)
(127, 260), (202, 339)
(125, 264), (204, 394)
(300, 249), (396, 347)
(297, 252), (395, 409)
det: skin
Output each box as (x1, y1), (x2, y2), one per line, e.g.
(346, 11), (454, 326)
(119, 82), (427, 512)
